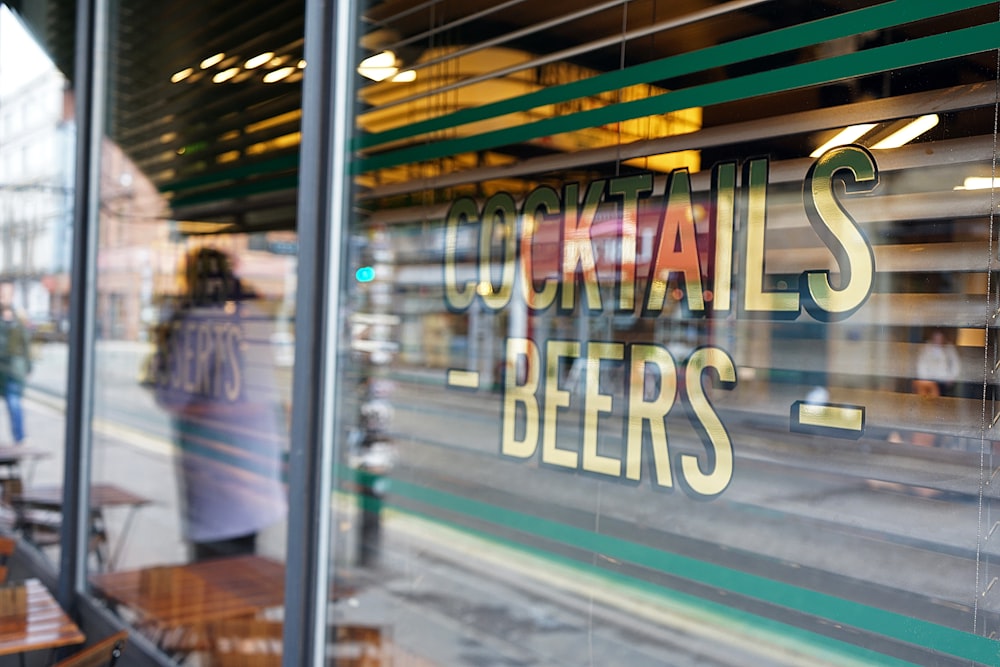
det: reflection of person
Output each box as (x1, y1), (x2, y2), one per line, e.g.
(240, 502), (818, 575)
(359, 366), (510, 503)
(150, 248), (287, 561)
(914, 329), (960, 397)
(0, 288), (32, 446)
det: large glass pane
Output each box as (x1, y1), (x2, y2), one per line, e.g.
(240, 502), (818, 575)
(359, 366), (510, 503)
(330, 2), (1000, 665)
(82, 1), (301, 663)
(0, 2), (76, 544)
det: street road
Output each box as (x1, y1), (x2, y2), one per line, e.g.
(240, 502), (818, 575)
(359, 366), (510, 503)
(17, 340), (999, 666)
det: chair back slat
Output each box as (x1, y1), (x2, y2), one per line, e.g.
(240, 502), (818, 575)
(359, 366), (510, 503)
(51, 630), (128, 667)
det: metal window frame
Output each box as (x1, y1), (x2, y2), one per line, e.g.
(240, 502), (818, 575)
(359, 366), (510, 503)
(58, 1), (359, 664)
(57, 0), (105, 610)
(283, 0), (358, 664)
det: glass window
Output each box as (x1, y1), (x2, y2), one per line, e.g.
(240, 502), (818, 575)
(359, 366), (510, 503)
(68, 1), (300, 663)
(9, 1), (1000, 664)
(329, 2), (1000, 666)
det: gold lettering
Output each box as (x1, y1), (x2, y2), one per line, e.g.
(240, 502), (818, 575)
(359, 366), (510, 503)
(562, 182), (604, 312)
(644, 169), (704, 313)
(502, 338), (541, 458)
(609, 174), (653, 311)
(520, 187), (560, 311)
(710, 162), (737, 313)
(542, 340), (579, 469)
(803, 145), (877, 320)
(480, 193), (517, 311)
(681, 347), (735, 498)
(444, 198), (478, 312)
(582, 342), (624, 477)
(625, 344), (676, 488)
(744, 158), (799, 316)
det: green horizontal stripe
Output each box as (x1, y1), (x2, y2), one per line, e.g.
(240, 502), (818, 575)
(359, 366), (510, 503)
(354, 19), (1000, 174)
(158, 153), (300, 196)
(355, 0), (991, 153)
(380, 476), (1000, 665)
(169, 174), (298, 209)
(391, 502), (921, 667)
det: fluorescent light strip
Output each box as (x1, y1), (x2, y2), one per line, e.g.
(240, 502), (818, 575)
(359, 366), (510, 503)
(959, 177), (1000, 190)
(245, 52), (275, 69)
(810, 124), (876, 157)
(359, 51), (399, 81)
(871, 114), (939, 149)
(200, 52), (225, 69)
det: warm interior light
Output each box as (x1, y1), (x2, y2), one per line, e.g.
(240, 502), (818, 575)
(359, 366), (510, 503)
(212, 67), (239, 83)
(170, 67), (194, 83)
(810, 124), (876, 158)
(391, 70), (416, 83)
(200, 53), (225, 69)
(176, 220), (237, 234)
(959, 176), (1000, 190)
(871, 114), (939, 149)
(297, 59), (307, 69)
(245, 52), (275, 69)
(263, 67), (295, 83)
(358, 50), (398, 81)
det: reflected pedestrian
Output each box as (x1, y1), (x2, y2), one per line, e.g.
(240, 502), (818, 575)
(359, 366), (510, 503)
(914, 329), (960, 398)
(150, 248), (287, 561)
(0, 285), (32, 446)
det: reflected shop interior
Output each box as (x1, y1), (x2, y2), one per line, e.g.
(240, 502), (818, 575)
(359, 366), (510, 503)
(2, 0), (1000, 665)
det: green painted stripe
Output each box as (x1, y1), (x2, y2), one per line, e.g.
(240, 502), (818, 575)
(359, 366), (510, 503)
(356, 0), (991, 152)
(168, 174), (299, 208)
(354, 20), (1000, 174)
(376, 476), (1000, 664)
(391, 503), (921, 667)
(158, 154), (300, 195)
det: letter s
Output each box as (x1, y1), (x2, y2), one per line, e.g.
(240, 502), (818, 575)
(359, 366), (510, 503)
(680, 347), (735, 499)
(802, 145), (877, 321)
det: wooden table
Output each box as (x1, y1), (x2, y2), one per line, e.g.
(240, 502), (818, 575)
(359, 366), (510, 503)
(91, 555), (285, 628)
(13, 483), (152, 570)
(0, 448), (50, 505)
(0, 578), (84, 656)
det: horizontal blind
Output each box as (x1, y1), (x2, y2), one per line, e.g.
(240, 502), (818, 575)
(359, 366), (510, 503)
(346, 1), (1000, 664)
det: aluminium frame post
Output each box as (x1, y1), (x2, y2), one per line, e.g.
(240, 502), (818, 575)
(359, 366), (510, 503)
(57, 0), (106, 610)
(283, 0), (358, 663)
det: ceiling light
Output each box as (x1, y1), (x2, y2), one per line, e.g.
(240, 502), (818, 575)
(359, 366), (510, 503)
(170, 67), (194, 83)
(263, 67), (295, 83)
(871, 114), (939, 149)
(957, 177), (1000, 190)
(810, 124), (876, 158)
(358, 50), (398, 81)
(200, 53), (225, 69)
(297, 59), (306, 69)
(245, 52), (275, 69)
(212, 67), (240, 83)
(391, 70), (416, 83)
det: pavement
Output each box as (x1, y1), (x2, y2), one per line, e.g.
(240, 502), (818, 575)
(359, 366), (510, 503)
(2, 340), (995, 666)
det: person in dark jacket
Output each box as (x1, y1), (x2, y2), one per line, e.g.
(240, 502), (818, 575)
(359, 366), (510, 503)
(0, 294), (32, 446)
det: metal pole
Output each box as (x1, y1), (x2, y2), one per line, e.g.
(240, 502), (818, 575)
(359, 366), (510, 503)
(57, 0), (105, 609)
(283, 0), (357, 663)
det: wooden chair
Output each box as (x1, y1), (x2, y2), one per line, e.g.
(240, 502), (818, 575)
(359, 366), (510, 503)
(0, 535), (15, 585)
(330, 625), (385, 667)
(207, 618), (283, 667)
(51, 629), (128, 667)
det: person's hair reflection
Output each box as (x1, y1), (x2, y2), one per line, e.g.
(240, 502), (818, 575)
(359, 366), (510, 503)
(150, 247), (287, 561)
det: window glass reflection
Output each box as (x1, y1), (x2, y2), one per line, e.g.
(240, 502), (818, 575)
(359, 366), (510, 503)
(331, 2), (1000, 666)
